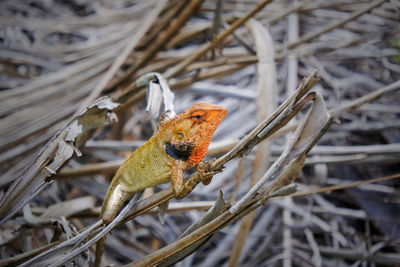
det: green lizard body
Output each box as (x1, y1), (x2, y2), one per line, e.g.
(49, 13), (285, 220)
(95, 102), (227, 266)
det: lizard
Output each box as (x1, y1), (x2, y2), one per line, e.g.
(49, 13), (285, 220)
(94, 102), (227, 267)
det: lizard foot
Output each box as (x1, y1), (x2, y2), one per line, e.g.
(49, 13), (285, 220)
(197, 159), (223, 185)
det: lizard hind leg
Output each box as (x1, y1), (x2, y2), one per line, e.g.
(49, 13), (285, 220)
(101, 183), (134, 225)
(95, 184), (132, 267)
(95, 186), (139, 267)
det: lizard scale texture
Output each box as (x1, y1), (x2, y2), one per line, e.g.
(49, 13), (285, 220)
(100, 102), (227, 223)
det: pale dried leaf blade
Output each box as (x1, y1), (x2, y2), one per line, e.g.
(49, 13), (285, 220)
(73, 96), (120, 147)
(265, 155), (306, 195)
(180, 191), (228, 237)
(146, 79), (163, 120)
(157, 200), (169, 224)
(155, 191), (228, 267)
(264, 93), (331, 197)
(247, 18), (277, 119)
(248, 17), (277, 174)
(91, 97), (119, 110)
(156, 73), (176, 118)
(288, 93), (331, 158)
(23, 203), (49, 225)
(145, 73), (175, 130)
(0, 228), (15, 246)
(40, 196), (97, 219)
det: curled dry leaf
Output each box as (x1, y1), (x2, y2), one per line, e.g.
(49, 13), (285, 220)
(0, 96), (119, 225)
(145, 72), (176, 130)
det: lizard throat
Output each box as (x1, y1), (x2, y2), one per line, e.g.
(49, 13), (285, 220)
(165, 142), (195, 161)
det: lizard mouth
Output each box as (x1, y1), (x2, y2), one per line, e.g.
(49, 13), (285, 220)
(206, 107), (228, 130)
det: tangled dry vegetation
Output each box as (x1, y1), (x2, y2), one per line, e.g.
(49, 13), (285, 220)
(0, 0), (399, 266)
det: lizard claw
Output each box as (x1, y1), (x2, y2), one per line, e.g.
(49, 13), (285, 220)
(197, 159), (223, 185)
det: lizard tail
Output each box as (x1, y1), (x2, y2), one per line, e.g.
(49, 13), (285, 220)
(94, 235), (106, 267)
(94, 181), (116, 267)
(94, 182), (135, 267)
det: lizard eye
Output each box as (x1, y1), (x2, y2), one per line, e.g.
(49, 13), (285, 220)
(190, 111), (206, 121)
(176, 132), (184, 140)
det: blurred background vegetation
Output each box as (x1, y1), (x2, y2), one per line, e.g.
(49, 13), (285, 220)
(0, 0), (399, 266)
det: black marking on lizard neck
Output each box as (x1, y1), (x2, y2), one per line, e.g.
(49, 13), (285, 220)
(165, 142), (194, 161)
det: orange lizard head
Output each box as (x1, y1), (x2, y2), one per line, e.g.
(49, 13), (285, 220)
(163, 102), (227, 164)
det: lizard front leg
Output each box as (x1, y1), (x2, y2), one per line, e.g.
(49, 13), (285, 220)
(171, 160), (220, 200)
(197, 159), (222, 185)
